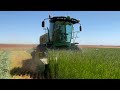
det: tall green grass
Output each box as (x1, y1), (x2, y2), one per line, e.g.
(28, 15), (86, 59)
(48, 48), (120, 79)
(0, 50), (11, 79)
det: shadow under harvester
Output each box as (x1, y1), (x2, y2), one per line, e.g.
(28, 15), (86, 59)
(10, 58), (50, 79)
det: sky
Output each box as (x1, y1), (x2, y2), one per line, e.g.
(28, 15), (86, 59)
(0, 11), (120, 45)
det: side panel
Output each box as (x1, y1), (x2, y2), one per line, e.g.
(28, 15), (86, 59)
(40, 33), (48, 44)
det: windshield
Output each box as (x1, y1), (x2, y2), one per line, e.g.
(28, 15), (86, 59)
(54, 21), (73, 42)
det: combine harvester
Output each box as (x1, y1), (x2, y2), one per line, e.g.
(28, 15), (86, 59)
(31, 15), (82, 78)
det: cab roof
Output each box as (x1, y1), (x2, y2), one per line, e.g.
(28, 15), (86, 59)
(49, 16), (80, 24)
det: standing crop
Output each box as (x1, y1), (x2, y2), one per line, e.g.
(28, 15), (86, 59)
(48, 48), (120, 79)
(0, 50), (11, 79)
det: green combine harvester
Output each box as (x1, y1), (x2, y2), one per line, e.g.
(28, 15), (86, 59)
(31, 15), (82, 75)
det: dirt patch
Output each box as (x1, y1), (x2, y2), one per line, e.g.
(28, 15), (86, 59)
(79, 45), (120, 48)
(0, 44), (37, 49)
(0, 44), (120, 49)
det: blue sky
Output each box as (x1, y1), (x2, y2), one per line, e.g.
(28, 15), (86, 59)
(0, 11), (120, 45)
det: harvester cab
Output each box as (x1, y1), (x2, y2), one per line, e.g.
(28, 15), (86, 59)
(40, 16), (82, 49)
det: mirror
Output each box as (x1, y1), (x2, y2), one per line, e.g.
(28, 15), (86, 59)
(80, 25), (82, 31)
(42, 21), (45, 27)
